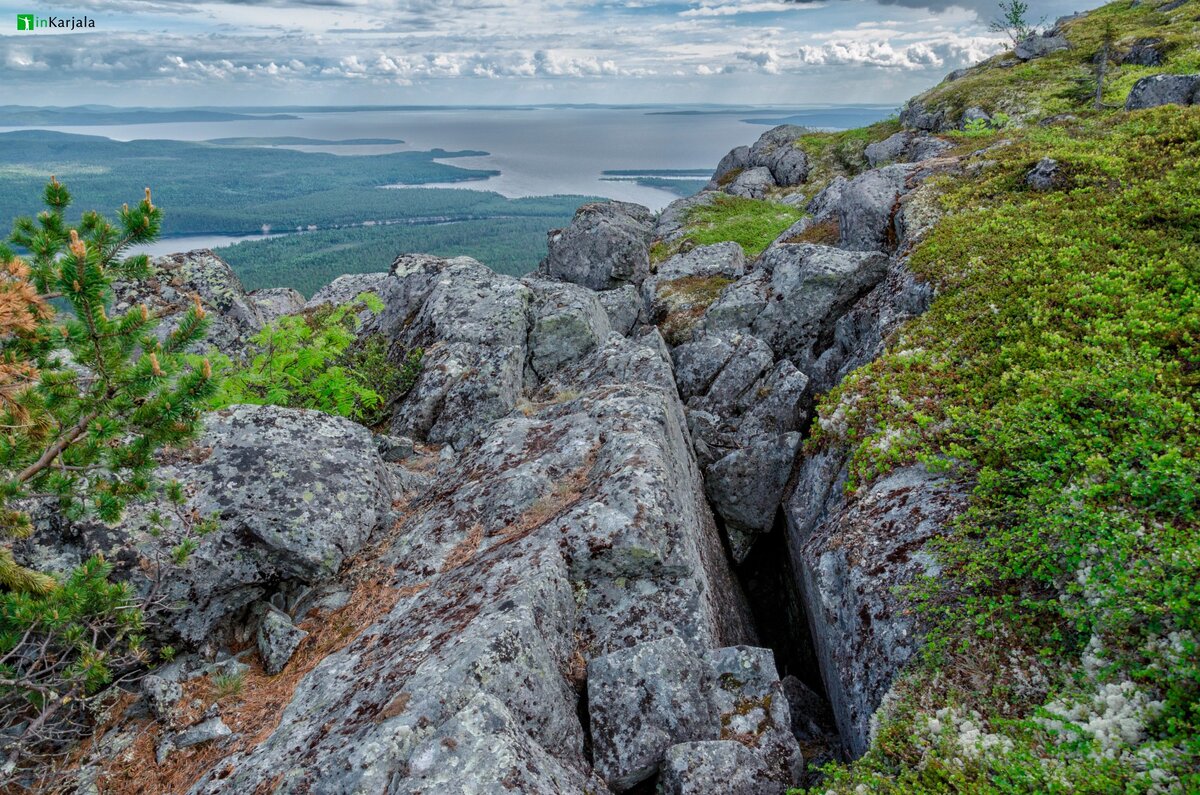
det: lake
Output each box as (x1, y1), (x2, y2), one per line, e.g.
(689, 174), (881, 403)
(2, 105), (892, 212)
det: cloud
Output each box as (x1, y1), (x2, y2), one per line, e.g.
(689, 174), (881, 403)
(0, 0), (1055, 103)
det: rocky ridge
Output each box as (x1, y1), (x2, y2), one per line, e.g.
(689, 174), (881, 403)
(18, 106), (966, 795)
(16, 4), (1198, 790)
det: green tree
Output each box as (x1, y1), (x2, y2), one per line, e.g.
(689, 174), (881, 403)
(0, 179), (216, 592)
(989, 0), (1039, 45)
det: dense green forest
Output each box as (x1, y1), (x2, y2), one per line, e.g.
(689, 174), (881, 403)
(0, 131), (598, 293)
(215, 204), (586, 295)
(205, 137), (406, 146)
(0, 131), (501, 234)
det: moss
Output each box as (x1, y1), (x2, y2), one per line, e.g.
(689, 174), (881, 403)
(786, 217), (841, 246)
(806, 100), (1200, 792)
(909, 0), (1200, 126)
(656, 274), (737, 345)
(676, 195), (805, 258)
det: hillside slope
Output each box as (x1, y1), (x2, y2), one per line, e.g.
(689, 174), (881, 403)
(3, 1), (1196, 793)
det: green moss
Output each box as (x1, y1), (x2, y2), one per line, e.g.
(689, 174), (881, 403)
(910, 0), (1200, 125)
(675, 195), (805, 258)
(806, 103), (1200, 793)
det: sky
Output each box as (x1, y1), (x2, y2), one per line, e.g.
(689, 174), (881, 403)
(0, 0), (1086, 107)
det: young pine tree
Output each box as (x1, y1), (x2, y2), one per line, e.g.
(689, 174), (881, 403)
(0, 178), (216, 592)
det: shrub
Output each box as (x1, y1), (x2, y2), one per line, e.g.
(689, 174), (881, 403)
(208, 293), (422, 425)
(808, 107), (1200, 792)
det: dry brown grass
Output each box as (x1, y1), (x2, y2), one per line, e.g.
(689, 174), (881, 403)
(84, 542), (404, 795)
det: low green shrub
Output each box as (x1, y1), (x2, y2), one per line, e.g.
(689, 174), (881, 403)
(208, 293), (422, 425)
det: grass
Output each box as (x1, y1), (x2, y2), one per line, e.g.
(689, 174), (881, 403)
(665, 195), (805, 260)
(211, 671), (245, 700)
(910, 0), (1200, 125)
(804, 103), (1200, 793)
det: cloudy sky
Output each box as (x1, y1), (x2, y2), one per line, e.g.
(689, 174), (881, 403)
(1, 0), (1083, 106)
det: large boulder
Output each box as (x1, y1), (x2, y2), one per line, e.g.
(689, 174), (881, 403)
(711, 145), (751, 186)
(588, 637), (716, 791)
(111, 249), (265, 358)
(523, 277), (612, 379)
(785, 453), (968, 756)
(385, 256), (534, 449)
(541, 201), (655, 291)
(588, 637), (802, 792)
(808, 164), (915, 252)
(748, 125), (810, 186)
(1125, 73), (1200, 110)
(1118, 37), (1165, 67)
(898, 100), (946, 132)
(16, 405), (392, 643)
(751, 244), (890, 371)
(725, 166), (776, 199)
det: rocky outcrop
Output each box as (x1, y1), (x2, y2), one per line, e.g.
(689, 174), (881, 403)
(1125, 73), (1200, 110)
(864, 131), (952, 167)
(748, 125), (810, 187)
(17, 404), (392, 644)
(785, 454), (968, 756)
(708, 125), (809, 195)
(898, 100), (947, 133)
(112, 249), (265, 357)
(540, 201), (656, 290)
(1014, 31), (1069, 60)
(808, 164), (915, 252)
(185, 329), (756, 793)
(1118, 37), (1165, 66)
(248, 286), (305, 322)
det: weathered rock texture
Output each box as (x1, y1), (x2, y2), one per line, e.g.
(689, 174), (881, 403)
(175, 290), (760, 792)
(17, 404), (392, 643)
(112, 250), (265, 357)
(785, 452), (967, 756)
(541, 201), (656, 290)
(1125, 73), (1200, 110)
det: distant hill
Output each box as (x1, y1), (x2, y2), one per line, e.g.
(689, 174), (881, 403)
(0, 105), (298, 126)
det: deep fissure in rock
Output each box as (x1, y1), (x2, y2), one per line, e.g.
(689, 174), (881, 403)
(735, 507), (823, 695)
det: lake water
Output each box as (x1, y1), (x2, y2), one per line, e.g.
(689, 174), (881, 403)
(3, 105), (891, 211)
(5, 105), (892, 255)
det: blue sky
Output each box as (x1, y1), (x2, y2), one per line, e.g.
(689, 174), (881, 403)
(0, 0), (1086, 106)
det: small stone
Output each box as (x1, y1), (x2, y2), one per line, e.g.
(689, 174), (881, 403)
(257, 608), (308, 675)
(173, 717), (232, 750)
(376, 433), (416, 462)
(1025, 157), (1061, 191)
(140, 674), (182, 722)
